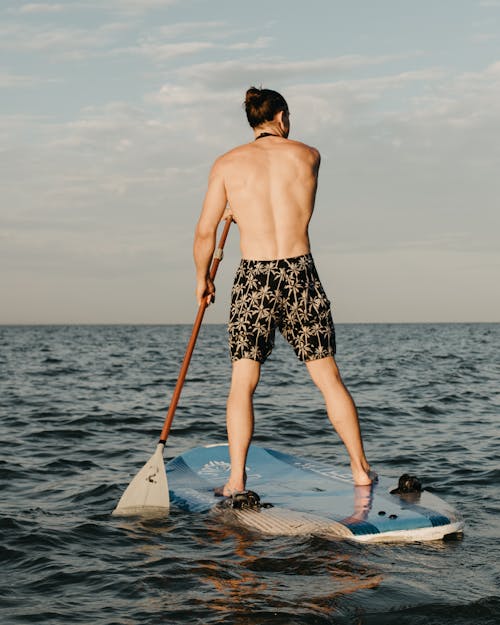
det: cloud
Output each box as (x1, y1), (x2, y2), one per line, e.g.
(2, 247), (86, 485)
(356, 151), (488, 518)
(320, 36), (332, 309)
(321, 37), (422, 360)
(154, 21), (272, 52)
(18, 3), (66, 13)
(0, 113), (50, 133)
(8, 2), (95, 15)
(228, 36), (273, 50)
(158, 21), (227, 38)
(0, 71), (41, 88)
(0, 22), (116, 57)
(175, 54), (419, 88)
(406, 60), (500, 127)
(150, 84), (210, 106)
(471, 32), (498, 42)
(116, 0), (178, 7)
(9, 0), (179, 15)
(293, 68), (444, 99)
(133, 40), (216, 61)
(116, 35), (273, 63)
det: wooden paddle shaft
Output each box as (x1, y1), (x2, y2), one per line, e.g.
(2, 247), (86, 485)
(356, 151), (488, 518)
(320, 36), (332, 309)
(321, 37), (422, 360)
(159, 217), (232, 444)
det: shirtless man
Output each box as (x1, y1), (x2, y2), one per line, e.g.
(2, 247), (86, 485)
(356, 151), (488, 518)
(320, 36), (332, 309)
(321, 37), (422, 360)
(193, 87), (374, 494)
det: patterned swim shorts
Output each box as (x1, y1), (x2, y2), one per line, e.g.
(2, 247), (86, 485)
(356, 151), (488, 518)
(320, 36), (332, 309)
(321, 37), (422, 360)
(228, 254), (336, 363)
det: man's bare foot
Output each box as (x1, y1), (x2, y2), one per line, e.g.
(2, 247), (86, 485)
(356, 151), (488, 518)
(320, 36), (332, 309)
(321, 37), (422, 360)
(214, 472), (247, 497)
(214, 483), (246, 497)
(352, 463), (378, 486)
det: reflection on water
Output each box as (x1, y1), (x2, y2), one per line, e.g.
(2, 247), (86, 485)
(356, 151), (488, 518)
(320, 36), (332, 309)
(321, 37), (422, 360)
(201, 521), (383, 623)
(339, 484), (374, 525)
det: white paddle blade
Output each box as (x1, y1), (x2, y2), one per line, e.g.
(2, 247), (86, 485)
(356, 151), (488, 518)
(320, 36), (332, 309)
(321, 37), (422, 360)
(112, 443), (170, 516)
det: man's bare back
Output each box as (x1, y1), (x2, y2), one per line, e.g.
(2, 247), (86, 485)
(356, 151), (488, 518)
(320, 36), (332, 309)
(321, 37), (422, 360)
(194, 107), (320, 304)
(216, 135), (320, 260)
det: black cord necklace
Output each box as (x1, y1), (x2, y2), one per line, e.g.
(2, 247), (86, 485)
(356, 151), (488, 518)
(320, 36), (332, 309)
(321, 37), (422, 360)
(255, 132), (280, 140)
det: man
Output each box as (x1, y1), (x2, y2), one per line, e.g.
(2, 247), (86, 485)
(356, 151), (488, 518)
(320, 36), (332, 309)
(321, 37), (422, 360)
(193, 87), (374, 496)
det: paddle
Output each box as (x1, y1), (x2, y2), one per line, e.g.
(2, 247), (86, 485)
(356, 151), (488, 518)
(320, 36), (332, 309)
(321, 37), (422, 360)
(113, 217), (232, 515)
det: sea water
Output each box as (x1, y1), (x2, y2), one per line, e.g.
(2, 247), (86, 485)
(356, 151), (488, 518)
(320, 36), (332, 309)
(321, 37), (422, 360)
(1, 323), (499, 624)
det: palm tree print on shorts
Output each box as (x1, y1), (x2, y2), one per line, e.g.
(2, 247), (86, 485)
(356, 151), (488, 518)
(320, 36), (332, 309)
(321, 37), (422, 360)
(228, 254), (336, 363)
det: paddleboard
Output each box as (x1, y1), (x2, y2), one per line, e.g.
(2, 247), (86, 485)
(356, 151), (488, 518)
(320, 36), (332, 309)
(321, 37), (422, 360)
(166, 444), (464, 543)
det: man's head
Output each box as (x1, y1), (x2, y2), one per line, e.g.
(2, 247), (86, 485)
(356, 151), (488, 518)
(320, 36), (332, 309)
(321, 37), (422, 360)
(244, 87), (289, 136)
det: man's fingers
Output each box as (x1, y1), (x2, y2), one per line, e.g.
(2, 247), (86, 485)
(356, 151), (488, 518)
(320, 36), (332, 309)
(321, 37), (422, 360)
(207, 284), (215, 305)
(196, 276), (216, 306)
(201, 283), (215, 306)
(222, 207), (233, 222)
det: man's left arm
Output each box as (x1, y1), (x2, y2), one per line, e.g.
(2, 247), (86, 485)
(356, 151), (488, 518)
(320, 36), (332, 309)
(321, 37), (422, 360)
(193, 158), (228, 305)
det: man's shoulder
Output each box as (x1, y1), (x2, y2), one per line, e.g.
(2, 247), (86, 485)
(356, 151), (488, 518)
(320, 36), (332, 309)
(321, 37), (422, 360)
(286, 139), (320, 165)
(214, 142), (251, 164)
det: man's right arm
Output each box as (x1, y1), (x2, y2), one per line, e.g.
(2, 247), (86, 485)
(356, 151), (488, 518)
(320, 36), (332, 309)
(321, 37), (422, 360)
(193, 158), (228, 305)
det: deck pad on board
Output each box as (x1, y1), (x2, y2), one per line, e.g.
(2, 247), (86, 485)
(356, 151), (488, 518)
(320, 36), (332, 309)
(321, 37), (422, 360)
(166, 444), (464, 543)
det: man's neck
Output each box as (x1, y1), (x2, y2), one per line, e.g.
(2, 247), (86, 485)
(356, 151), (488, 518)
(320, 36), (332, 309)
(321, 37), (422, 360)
(255, 132), (280, 140)
(253, 125), (287, 140)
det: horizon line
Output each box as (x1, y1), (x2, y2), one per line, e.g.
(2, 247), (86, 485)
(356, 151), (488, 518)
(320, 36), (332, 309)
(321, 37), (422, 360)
(1, 321), (498, 327)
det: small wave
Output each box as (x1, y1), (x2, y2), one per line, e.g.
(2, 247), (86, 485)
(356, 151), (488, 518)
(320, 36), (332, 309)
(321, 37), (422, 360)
(68, 482), (121, 506)
(0, 544), (25, 563)
(30, 366), (83, 377)
(43, 458), (99, 473)
(36, 428), (93, 440)
(360, 596), (500, 625)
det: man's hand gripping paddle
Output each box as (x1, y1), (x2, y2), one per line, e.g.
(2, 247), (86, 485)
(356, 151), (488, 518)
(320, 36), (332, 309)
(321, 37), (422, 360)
(112, 218), (232, 516)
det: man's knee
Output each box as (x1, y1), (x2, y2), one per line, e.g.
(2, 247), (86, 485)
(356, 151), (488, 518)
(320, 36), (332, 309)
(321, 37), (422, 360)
(306, 356), (343, 390)
(230, 359), (261, 394)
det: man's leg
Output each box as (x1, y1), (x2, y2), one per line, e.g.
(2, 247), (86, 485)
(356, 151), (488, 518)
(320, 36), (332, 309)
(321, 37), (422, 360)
(306, 356), (374, 486)
(219, 358), (261, 496)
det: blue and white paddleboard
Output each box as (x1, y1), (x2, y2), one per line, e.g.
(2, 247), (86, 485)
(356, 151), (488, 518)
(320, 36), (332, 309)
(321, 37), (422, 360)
(166, 444), (464, 543)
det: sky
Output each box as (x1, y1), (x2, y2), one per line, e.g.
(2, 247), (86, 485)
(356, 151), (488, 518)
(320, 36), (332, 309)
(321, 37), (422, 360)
(1, 0), (499, 324)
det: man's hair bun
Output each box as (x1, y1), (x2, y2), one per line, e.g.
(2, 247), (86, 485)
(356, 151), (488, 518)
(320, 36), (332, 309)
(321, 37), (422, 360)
(245, 87), (262, 102)
(244, 86), (288, 128)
